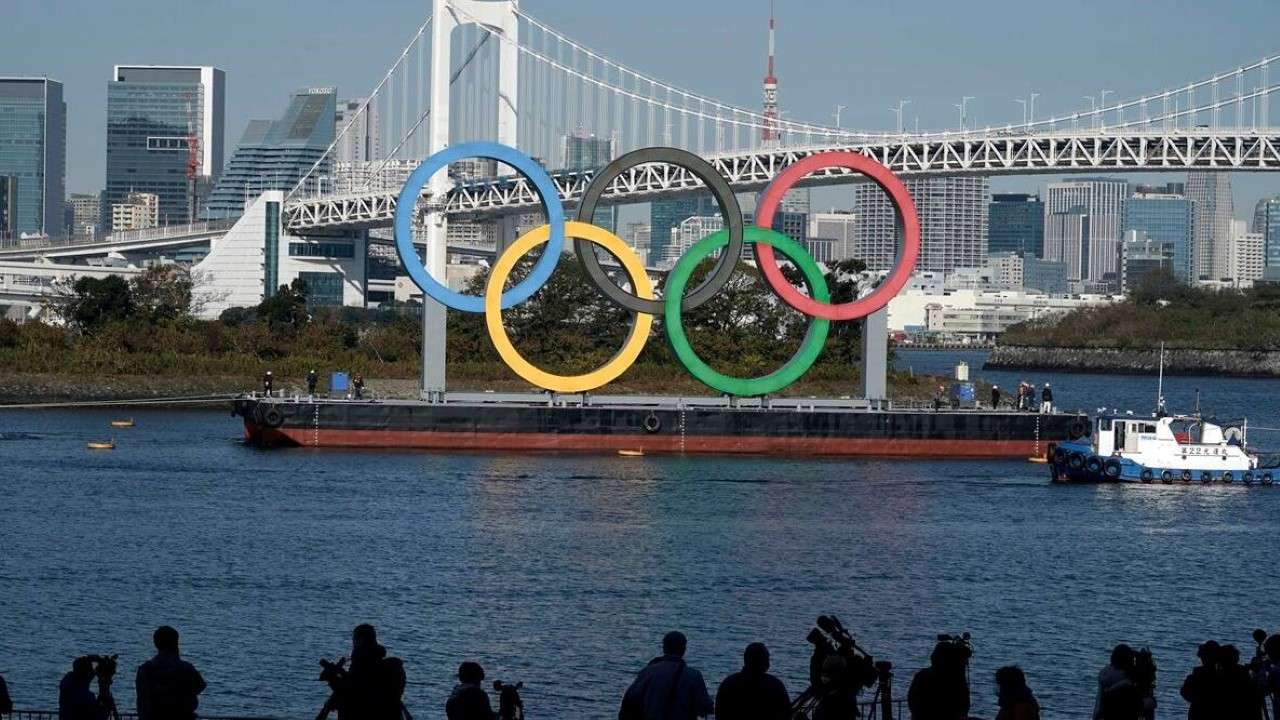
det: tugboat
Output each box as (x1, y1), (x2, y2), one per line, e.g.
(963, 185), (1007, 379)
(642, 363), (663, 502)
(1048, 414), (1270, 485)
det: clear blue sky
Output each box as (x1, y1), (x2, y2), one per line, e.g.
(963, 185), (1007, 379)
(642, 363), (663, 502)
(3, 0), (1279, 214)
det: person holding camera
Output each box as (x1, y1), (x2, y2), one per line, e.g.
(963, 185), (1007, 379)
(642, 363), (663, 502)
(619, 631), (714, 720)
(59, 656), (110, 720)
(0, 672), (12, 714)
(136, 626), (205, 720)
(714, 643), (789, 720)
(907, 639), (971, 720)
(320, 624), (408, 720)
(1252, 633), (1280, 720)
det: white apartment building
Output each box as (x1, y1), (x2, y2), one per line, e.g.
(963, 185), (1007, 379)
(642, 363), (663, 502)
(1229, 219), (1265, 286)
(852, 176), (988, 273)
(664, 215), (724, 269)
(111, 192), (159, 232)
(1044, 178), (1126, 287)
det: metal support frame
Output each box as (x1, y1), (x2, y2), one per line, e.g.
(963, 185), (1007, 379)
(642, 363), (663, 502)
(860, 307), (888, 404)
(422, 0), (520, 400)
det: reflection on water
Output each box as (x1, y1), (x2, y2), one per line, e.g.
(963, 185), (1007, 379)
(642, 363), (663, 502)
(1, 375), (1278, 718)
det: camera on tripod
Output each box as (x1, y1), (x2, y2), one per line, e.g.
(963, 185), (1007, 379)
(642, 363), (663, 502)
(790, 615), (884, 719)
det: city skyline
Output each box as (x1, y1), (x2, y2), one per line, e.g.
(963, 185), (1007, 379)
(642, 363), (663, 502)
(2, 0), (1279, 217)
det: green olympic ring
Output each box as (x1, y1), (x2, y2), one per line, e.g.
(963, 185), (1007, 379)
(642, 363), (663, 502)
(664, 227), (830, 397)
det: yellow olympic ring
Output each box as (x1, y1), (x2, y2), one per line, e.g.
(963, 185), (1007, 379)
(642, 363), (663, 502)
(485, 221), (654, 393)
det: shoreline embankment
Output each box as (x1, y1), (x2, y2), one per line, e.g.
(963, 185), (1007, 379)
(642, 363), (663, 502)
(986, 345), (1280, 378)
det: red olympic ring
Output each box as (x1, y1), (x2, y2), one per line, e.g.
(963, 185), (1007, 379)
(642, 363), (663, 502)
(754, 151), (921, 321)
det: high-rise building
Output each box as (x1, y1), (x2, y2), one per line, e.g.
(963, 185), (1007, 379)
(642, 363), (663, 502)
(111, 191), (160, 231)
(1045, 178), (1126, 287)
(106, 66), (225, 226)
(1120, 231), (1174, 293)
(334, 99), (381, 164)
(988, 193), (1044, 257)
(853, 176), (988, 273)
(781, 188), (810, 215)
(666, 215), (724, 269)
(204, 88), (336, 218)
(0, 175), (17, 238)
(623, 222), (651, 266)
(651, 196), (718, 265)
(1229, 220), (1265, 285)
(809, 212), (857, 262)
(1124, 183), (1193, 283)
(1044, 211), (1089, 282)
(562, 131), (616, 232)
(1254, 196), (1280, 271)
(1186, 172), (1233, 281)
(68, 193), (102, 235)
(1023, 255), (1069, 294)
(0, 78), (66, 236)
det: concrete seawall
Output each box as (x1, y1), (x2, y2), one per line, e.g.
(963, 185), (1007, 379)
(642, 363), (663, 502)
(985, 346), (1280, 377)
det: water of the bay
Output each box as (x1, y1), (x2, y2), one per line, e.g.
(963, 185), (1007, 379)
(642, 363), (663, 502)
(1, 352), (1278, 719)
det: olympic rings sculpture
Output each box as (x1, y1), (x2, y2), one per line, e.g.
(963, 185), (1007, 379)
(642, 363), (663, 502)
(393, 141), (921, 397)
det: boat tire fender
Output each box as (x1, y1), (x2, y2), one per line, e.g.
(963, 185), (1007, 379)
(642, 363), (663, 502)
(262, 407), (285, 429)
(1262, 473), (1274, 486)
(1159, 470), (1172, 484)
(1242, 472), (1253, 485)
(1069, 418), (1088, 439)
(1222, 471), (1234, 484)
(1103, 458), (1122, 479)
(1068, 452), (1085, 470)
(1086, 455), (1103, 474)
(1181, 470), (1193, 483)
(1201, 471), (1213, 484)
(1140, 469), (1154, 483)
(642, 413), (662, 433)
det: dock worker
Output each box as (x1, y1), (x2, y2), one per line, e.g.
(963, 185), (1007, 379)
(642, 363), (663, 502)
(263, 371), (274, 398)
(307, 370), (318, 396)
(992, 385), (1001, 409)
(1041, 383), (1054, 414)
(353, 374), (365, 400)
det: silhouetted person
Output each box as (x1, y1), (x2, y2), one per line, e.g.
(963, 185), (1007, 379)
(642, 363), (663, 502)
(263, 371), (274, 397)
(1219, 644), (1265, 719)
(307, 369), (318, 395)
(714, 643), (789, 720)
(353, 374), (365, 400)
(811, 655), (859, 720)
(1181, 641), (1222, 720)
(992, 385), (1001, 409)
(1257, 634), (1280, 720)
(1040, 383), (1054, 413)
(0, 672), (11, 714)
(1095, 644), (1141, 720)
(907, 641), (970, 720)
(994, 666), (1040, 720)
(60, 657), (107, 720)
(136, 626), (206, 720)
(334, 624), (407, 720)
(619, 631), (714, 720)
(445, 662), (495, 720)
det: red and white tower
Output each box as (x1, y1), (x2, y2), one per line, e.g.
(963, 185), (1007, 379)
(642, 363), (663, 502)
(761, 1), (779, 144)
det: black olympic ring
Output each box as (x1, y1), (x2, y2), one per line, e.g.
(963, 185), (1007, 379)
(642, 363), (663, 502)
(574, 147), (744, 315)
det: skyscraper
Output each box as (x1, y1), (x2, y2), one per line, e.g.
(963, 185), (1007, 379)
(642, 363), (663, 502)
(1254, 196), (1280, 271)
(0, 77), (66, 236)
(1045, 178), (1126, 288)
(853, 176), (988, 273)
(562, 131), (616, 232)
(1229, 220), (1265, 285)
(1186, 172), (1233, 281)
(1044, 211), (1089, 283)
(204, 88), (336, 218)
(334, 99), (381, 164)
(1124, 183), (1193, 283)
(106, 66), (225, 225)
(650, 196), (718, 265)
(0, 175), (17, 238)
(809, 212), (857, 262)
(987, 193), (1044, 257)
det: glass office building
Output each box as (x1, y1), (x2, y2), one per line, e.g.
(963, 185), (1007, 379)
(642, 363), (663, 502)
(1124, 184), (1193, 283)
(562, 131), (616, 232)
(106, 66), (225, 227)
(0, 78), (66, 236)
(988, 193), (1044, 257)
(204, 88), (336, 218)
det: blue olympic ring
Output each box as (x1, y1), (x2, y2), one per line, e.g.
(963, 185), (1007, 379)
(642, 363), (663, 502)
(393, 142), (565, 313)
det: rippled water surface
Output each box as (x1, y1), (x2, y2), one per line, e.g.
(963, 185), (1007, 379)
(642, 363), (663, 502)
(1, 356), (1278, 719)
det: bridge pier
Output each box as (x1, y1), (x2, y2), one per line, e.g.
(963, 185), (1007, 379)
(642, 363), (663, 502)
(860, 307), (889, 406)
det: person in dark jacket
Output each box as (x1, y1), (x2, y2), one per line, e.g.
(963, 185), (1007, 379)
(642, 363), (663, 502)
(907, 641), (970, 720)
(1040, 383), (1054, 413)
(994, 666), (1040, 720)
(446, 662), (495, 720)
(307, 369), (318, 395)
(1094, 644), (1142, 720)
(335, 624), (406, 720)
(136, 626), (206, 720)
(60, 657), (107, 720)
(1219, 644), (1265, 719)
(619, 631), (714, 720)
(262, 371), (274, 397)
(715, 642), (789, 720)
(353, 374), (365, 400)
(992, 385), (1002, 409)
(1180, 641), (1222, 720)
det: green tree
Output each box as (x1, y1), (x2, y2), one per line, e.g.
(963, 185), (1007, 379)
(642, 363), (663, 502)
(59, 275), (135, 330)
(256, 278), (310, 326)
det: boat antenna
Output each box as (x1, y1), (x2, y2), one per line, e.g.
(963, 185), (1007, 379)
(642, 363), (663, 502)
(1155, 342), (1165, 417)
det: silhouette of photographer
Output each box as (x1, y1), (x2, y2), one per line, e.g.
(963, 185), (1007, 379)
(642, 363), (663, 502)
(907, 637), (971, 720)
(994, 665), (1040, 720)
(619, 631), (714, 720)
(136, 626), (205, 720)
(0, 672), (11, 714)
(445, 661), (495, 720)
(317, 624), (408, 720)
(714, 642), (789, 720)
(59, 656), (110, 720)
